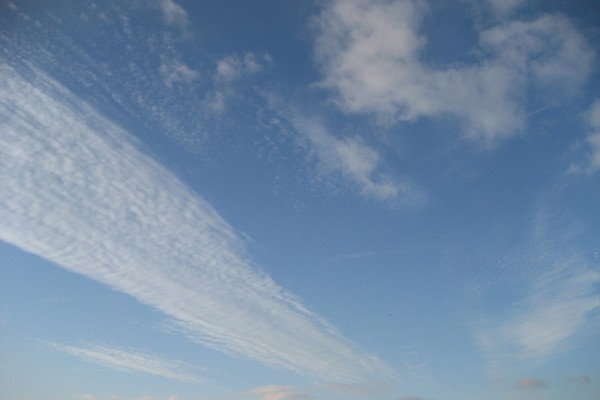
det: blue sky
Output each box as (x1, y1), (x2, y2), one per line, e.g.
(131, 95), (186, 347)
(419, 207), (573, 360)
(1, 0), (599, 399)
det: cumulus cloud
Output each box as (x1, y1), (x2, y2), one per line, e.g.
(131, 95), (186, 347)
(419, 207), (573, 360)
(314, 0), (594, 145)
(49, 343), (204, 382)
(238, 385), (309, 400)
(291, 115), (423, 203)
(514, 378), (546, 390)
(158, 0), (188, 27)
(0, 64), (392, 383)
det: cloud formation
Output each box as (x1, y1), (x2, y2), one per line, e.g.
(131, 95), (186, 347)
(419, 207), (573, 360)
(0, 64), (392, 383)
(214, 52), (268, 83)
(49, 343), (204, 383)
(238, 385), (309, 400)
(291, 115), (422, 203)
(514, 378), (546, 390)
(582, 100), (600, 173)
(477, 254), (600, 373)
(315, 0), (594, 144)
(158, 0), (188, 27)
(159, 61), (200, 88)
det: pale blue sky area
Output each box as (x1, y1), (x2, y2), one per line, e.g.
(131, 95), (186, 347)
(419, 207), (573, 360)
(1, 1), (600, 400)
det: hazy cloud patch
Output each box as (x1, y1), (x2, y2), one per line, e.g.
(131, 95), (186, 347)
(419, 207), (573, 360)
(514, 378), (546, 390)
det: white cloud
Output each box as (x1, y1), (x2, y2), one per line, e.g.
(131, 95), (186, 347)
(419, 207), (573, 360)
(238, 385), (308, 400)
(49, 343), (204, 383)
(315, 0), (594, 145)
(158, 0), (188, 27)
(206, 52), (271, 114)
(584, 100), (600, 172)
(291, 115), (423, 203)
(486, 0), (528, 17)
(159, 61), (199, 88)
(0, 64), (392, 383)
(567, 99), (600, 174)
(214, 52), (268, 83)
(477, 257), (600, 367)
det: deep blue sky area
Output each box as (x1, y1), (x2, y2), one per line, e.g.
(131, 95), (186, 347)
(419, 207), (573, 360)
(1, 1), (599, 400)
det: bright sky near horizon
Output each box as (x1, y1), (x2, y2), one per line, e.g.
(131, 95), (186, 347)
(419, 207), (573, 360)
(1, 1), (599, 400)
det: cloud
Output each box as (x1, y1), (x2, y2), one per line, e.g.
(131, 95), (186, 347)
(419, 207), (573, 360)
(49, 342), (204, 383)
(573, 99), (600, 173)
(514, 378), (546, 390)
(567, 374), (591, 384)
(158, 0), (188, 27)
(0, 64), (393, 383)
(486, 0), (527, 17)
(73, 394), (96, 400)
(159, 61), (199, 88)
(238, 385), (309, 400)
(206, 52), (271, 114)
(396, 397), (424, 400)
(314, 0), (594, 145)
(477, 255), (600, 372)
(290, 114), (423, 203)
(214, 52), (268, 83)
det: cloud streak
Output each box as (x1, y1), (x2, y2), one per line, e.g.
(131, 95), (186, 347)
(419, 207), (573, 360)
(48, 343), (204, 383)
(0, 64), (393, 383)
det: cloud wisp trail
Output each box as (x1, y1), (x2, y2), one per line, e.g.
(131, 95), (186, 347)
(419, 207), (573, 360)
(0, 64), (392, 383)
(47, 342), (204, 383)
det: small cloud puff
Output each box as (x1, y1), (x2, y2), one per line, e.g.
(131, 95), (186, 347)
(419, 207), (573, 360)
(159, 61), (199, 88)
(514, 378), (546, 390)
(214, 52), (270, 83)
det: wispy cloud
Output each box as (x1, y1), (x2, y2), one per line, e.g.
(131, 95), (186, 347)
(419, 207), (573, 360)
(314, 0), (594, 145)
(477, 256), (600, 368)
(290, 114), (423, 204)
(571, 99), (600, 173)
(0, 64), (393, 383)
(514, 378), (546, 390)
(158, 0), (188, 27)
(485, 0), (528, 17)
(474, 202), (600, 382)
(49, 343), (204, 383)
